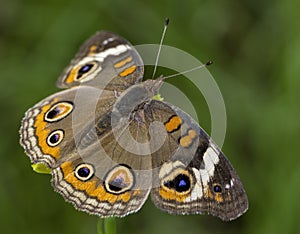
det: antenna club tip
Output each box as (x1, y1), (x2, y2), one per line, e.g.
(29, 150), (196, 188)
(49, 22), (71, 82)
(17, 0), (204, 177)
(206, 60), (213, 66)
(165, 18), (170, 26)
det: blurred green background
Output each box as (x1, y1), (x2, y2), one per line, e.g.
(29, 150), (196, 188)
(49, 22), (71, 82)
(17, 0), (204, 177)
(1, 0), (300, 233)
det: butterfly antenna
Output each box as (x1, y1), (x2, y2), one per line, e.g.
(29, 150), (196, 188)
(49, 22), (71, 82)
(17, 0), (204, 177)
(162, 60), (213, 80)
(152, 18), (170, 79)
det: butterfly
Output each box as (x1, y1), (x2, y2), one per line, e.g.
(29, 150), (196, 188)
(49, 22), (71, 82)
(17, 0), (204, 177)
(19, 30), (248, 221)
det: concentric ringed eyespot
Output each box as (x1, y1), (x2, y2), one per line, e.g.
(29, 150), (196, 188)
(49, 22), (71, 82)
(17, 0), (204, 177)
(104, 164), (134, 195)
(46, 130), (64, 147)
(75, 164), (95, 181)
(45, 102), (73, 122)
(163, 173), (192, 193)
(75, 61), (98, 82)
(160, 163), (195, 194)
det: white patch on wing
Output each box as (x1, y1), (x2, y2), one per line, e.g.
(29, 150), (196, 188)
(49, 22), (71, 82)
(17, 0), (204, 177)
(199, 146), (220, 187)
(95, 44), (131, 60)
(230, 178), (235, 187)
(203, 147), (219, 175)
(102, 37), (115, 45)
(188, 168), (203, 201)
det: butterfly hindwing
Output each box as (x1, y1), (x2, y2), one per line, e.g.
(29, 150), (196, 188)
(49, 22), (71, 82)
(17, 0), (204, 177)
(50, 91), (154, 217)
(20, 85), (151, 217)
(51, 157), (151, 217)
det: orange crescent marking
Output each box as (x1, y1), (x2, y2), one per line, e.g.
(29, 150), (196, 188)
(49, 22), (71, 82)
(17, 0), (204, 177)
(34, 99), (60, 159)
(159, 188), (188, 202)
(119, 65), (136, 77)
(114, 56), (133, 68)
(165, 116), (182, 132)
(65, 66), (80, 84)
(215, 193), (224, 203)
(179, 129), (197, 147)
(89, 45), (98, 54)
(61, 162), (139, 203)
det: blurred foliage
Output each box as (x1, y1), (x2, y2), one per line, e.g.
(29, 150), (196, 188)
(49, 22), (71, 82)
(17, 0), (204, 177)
(1, 0), (300, 233)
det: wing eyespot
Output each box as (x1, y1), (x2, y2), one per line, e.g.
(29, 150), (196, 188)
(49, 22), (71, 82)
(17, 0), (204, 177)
(44, 102), (74, 122)
(104, 164), (134, 195)
(75, 61), (98, 81)
(75, 163), (95, 181)
(46, 130), (64, 147)
(213, 183), (222, 193)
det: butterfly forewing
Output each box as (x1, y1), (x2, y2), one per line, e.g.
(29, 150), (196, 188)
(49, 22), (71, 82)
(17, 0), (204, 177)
(147, 101), (248, 221)
(56, 31), (144, 92)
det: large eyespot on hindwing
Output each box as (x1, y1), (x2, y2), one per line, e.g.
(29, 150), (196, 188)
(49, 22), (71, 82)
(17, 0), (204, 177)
(44, 102), (74, 122)
(46, 130), (64, 147)
(104, 164), (135, 195)
(74, 163), (95, 181)
(163, 173), (191, 193)
(162, 169), (194, 194)
(158, 161), (195, 201)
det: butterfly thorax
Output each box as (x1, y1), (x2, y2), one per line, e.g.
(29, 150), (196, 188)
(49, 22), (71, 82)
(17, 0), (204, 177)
(112, 78), (163, 119)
